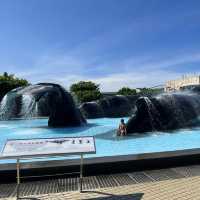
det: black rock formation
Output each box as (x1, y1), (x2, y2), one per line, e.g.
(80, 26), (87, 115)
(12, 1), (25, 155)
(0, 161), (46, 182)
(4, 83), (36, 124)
(80, 95), (139, 119)
(126, 91), (200, 134)
(180, 85), (200, 94)
(80, 102), (104, 119)
(0, 83), (86, 127)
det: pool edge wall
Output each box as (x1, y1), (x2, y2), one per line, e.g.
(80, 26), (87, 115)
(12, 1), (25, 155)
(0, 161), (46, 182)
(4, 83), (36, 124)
(1, 148), (200, 183)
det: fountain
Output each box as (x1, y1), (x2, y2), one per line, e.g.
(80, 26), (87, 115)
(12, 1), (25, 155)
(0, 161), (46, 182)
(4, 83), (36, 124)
(0, 83), (86, 127)
(126, 89), (200, 134)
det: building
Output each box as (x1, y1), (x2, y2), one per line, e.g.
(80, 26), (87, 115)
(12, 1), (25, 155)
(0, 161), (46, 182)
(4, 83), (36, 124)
(165, 75), (200, 92)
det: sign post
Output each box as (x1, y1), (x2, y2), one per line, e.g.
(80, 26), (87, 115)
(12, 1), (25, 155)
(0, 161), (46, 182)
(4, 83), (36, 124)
(0, 136), (96, 199)
(16, 158), (20, 200)
(80, 154), (83, 192)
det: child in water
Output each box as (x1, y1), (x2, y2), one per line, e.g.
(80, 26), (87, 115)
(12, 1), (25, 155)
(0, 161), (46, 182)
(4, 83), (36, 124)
(117, 119), (127, 136)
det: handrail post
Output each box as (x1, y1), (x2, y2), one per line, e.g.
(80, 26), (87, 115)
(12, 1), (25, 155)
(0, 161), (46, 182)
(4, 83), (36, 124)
(16, 158), (20, 200)
(80, 154), (83, 192)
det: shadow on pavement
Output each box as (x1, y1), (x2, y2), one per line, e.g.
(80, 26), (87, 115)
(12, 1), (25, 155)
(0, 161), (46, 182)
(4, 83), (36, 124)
(82, 191), (144, 200)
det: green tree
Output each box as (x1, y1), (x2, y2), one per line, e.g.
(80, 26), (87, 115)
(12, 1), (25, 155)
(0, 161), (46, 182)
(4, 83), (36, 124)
(70, 81), (102, 103)
(117, 87), (137, 96)
(138, 87), (163, 96)
(0, 72), (29, 100)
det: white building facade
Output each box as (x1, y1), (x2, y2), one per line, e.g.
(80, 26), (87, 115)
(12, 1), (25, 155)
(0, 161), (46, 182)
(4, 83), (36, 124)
(165, 75), (200, 92)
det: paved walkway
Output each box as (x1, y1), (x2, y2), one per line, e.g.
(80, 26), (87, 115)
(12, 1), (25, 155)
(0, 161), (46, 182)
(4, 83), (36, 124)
(1, 165), (200, 200)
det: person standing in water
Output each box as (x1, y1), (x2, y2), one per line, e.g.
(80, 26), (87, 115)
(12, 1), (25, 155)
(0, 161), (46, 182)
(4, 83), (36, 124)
(117, 119), (127, 136)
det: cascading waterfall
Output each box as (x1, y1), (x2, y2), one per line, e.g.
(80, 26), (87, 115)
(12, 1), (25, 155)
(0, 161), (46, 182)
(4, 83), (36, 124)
(157, 92), (200, 127)
(143, 97), (160, 131)
(34, 102), (38, 117)
(0, 95), (8, 119)
(0, 93), (38, 120)
(0, 93), (19, 120)
(161, 94), (186, 126)
(182, 92), (200, 117)
(20, 94), (38, 118)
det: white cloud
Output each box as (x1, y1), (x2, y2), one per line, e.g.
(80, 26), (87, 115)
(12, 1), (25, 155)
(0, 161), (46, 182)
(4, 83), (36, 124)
(7, 51), (200, 92)
(29, 69), (181, 92)
(32, 69), (182, 92)
(90, 70), (182, 91)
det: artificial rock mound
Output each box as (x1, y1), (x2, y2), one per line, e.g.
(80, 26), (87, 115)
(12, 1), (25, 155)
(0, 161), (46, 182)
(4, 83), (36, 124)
(0, 83), (86, 127)
(80, 95), (140, 119)
(126, 91), (200, 134)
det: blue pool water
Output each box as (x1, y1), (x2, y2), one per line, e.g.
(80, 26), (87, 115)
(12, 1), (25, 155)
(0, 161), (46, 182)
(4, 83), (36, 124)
(0, 118), (200, 163)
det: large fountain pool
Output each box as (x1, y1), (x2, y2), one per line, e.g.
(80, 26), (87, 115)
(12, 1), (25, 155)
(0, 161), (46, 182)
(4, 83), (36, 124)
(0, 117), (200, 164)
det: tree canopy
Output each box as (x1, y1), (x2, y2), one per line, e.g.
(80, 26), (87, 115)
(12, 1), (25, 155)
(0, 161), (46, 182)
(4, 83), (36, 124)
(0, 72), (29, 100)
(70, 81), (102, 103)
(117, 87), (137, 96)
(138, 87), (163, 96)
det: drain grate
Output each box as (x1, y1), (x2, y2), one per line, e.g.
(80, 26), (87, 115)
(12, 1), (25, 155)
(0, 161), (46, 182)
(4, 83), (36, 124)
(0, 183), (16, 198)
(173, 166), (196, 178)
(128, 172), (154, 183)
(1, 165), (200, 198)
(114, 173), (137, 186)
(58, 177), (79, 192)
(180, 165), (200, 177)
(82, 176), (99, 191)
(144, 170), (171, 181)
(96, 175), (119, 188)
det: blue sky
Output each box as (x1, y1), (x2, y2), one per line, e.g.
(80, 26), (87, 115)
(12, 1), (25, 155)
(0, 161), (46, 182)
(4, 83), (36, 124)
(0, 0), (200, 91)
